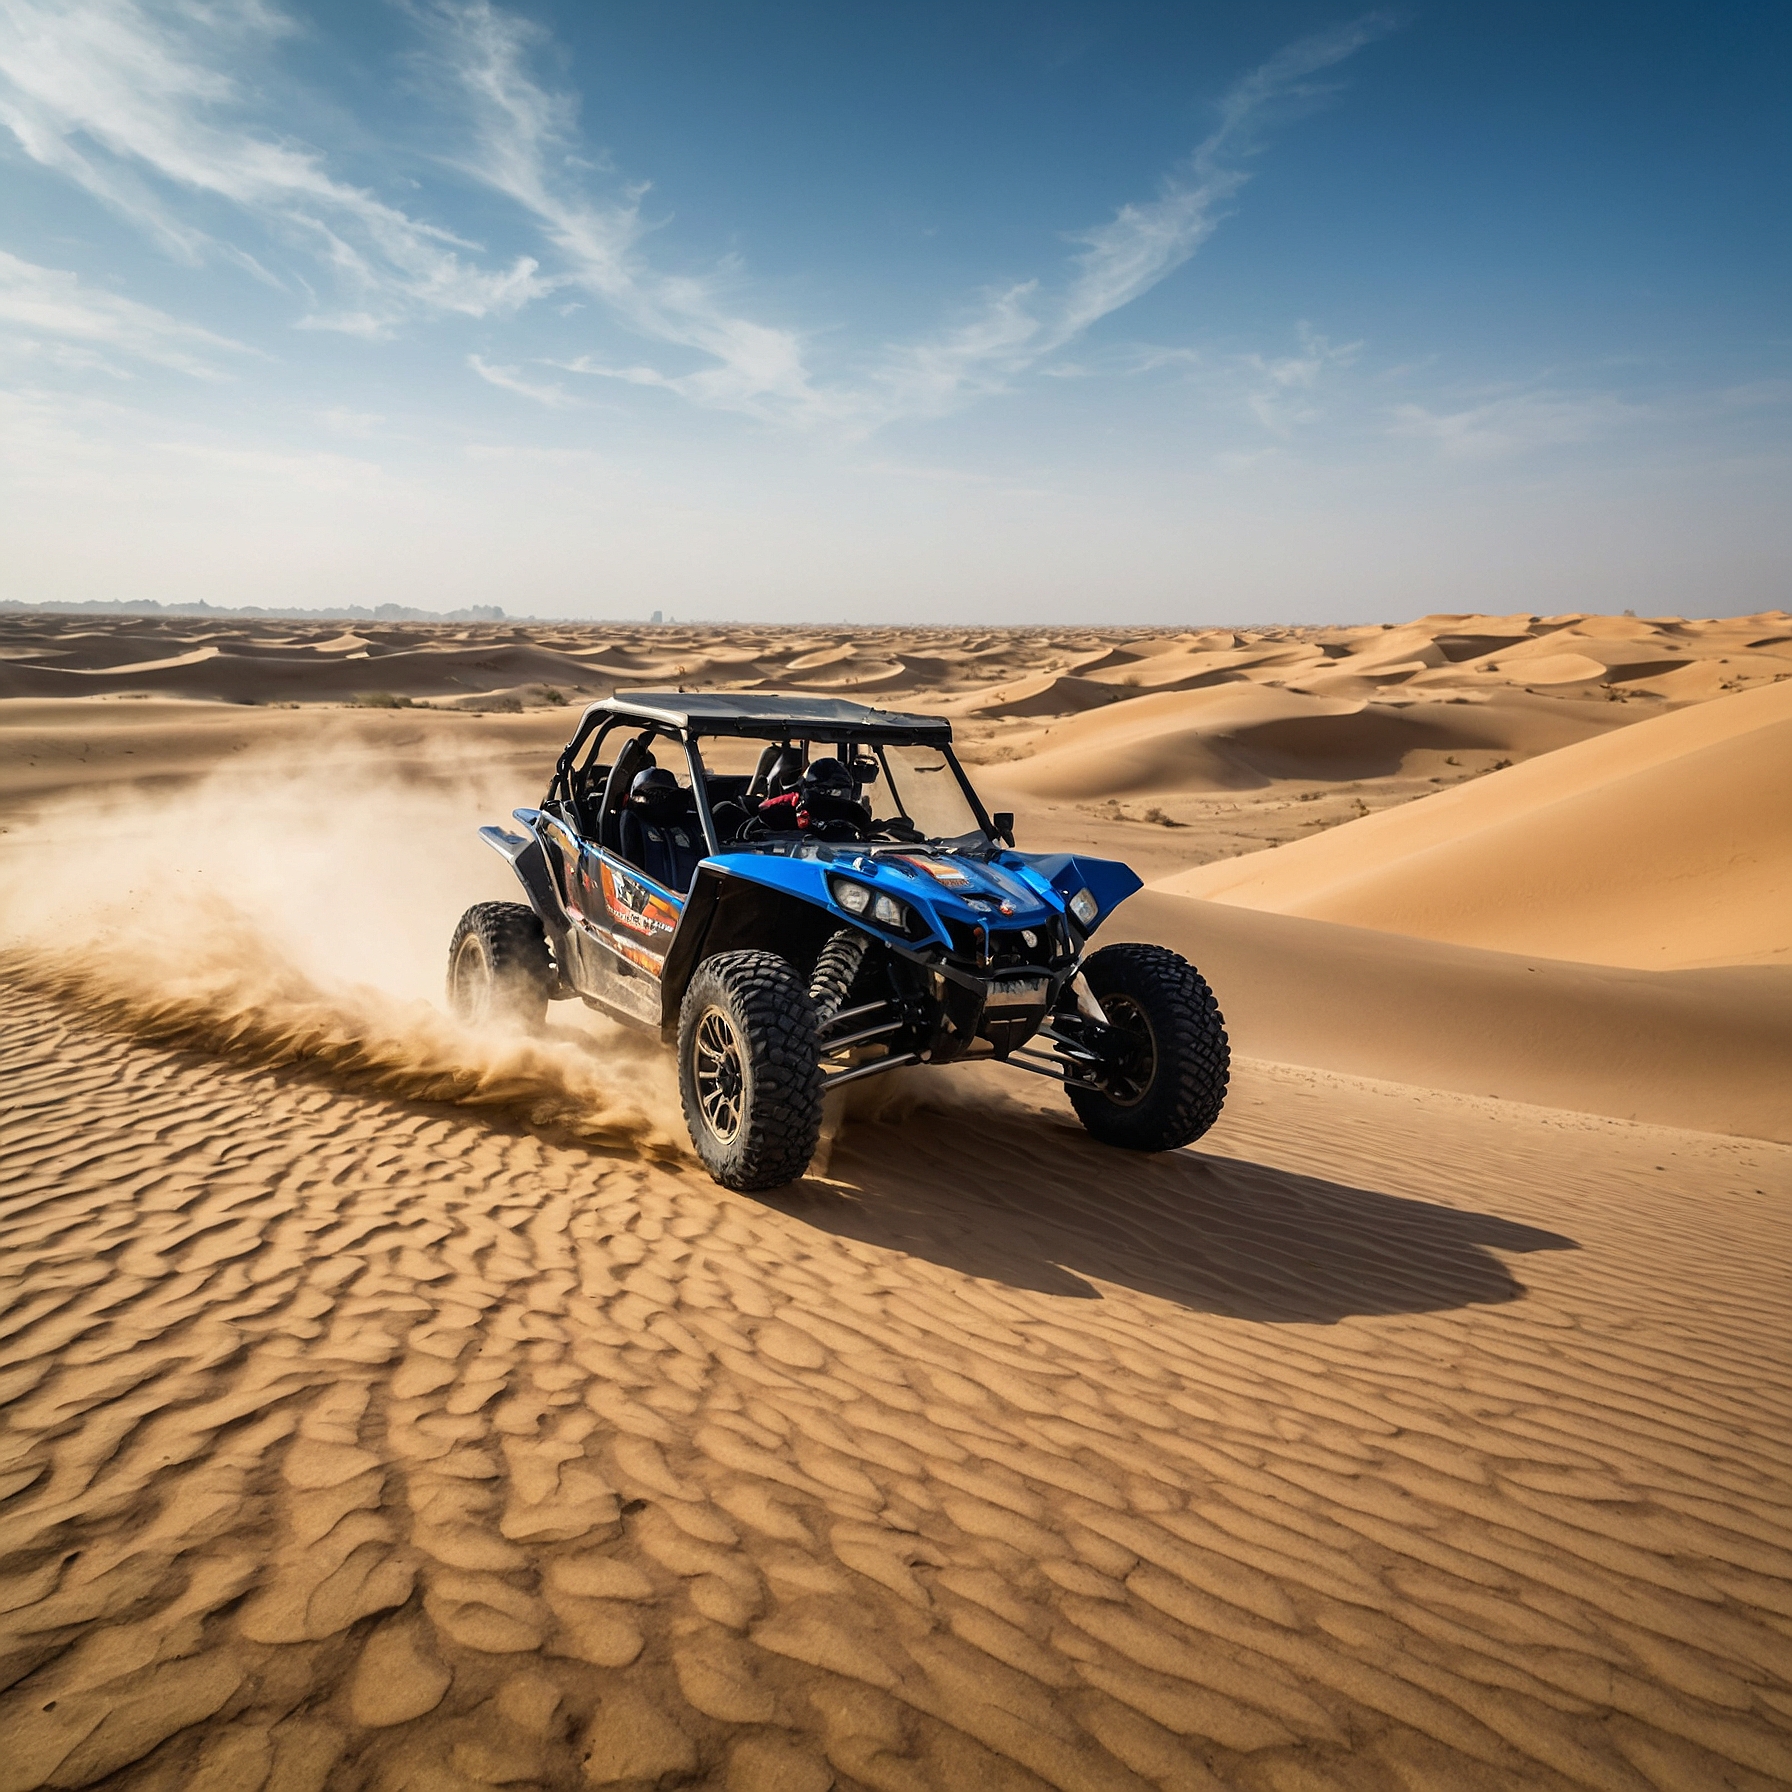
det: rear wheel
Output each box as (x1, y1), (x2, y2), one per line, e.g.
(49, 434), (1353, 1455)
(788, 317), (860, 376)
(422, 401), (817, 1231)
(1067, 942), (1228, 1151)
(679, 952), (823, 1191)
(446, 902), (553, 1028)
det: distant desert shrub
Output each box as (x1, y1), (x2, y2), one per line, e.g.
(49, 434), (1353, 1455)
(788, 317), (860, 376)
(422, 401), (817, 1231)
(356, 691), (413, 708)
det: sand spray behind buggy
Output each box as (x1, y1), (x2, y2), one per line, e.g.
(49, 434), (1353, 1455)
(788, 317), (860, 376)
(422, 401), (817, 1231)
(0, 737), (685, 1155)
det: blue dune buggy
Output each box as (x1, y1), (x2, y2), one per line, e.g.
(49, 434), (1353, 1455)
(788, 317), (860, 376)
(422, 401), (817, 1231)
(450, 692), (1228, 1189)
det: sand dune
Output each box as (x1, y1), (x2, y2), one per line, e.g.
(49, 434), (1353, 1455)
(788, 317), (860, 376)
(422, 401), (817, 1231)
(0, 700), (571, 806)
(1, 607), (1789, 1790)
(940, 673), (1124, 718)
(0, 635), (603, 709)
(1159, 679), (1792, 969)
(994, 683), (1632, 798)
(1113, 892), (1792, 1142)
(6, 607), (1788, 727)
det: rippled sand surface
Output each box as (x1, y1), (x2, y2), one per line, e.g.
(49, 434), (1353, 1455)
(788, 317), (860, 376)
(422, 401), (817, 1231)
(4, 995), (1789, 1791)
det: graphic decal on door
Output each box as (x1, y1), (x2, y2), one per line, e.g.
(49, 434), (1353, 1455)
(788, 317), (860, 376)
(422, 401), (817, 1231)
(610, 934), (668, 976)
(601, 860), (682, 946)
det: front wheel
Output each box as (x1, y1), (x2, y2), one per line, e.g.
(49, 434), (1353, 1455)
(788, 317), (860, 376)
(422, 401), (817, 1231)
(678, 952), (823, 1191)
(446, 902), (553, 1028)
(1067, 942), (1229, 1152)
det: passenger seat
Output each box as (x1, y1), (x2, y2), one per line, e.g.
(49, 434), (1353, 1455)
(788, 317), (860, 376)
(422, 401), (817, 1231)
(617, 805), (705, 893)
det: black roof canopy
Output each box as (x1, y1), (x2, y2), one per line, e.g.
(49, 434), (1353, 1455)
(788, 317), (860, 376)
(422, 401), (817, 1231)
(585, 689), (954, 744)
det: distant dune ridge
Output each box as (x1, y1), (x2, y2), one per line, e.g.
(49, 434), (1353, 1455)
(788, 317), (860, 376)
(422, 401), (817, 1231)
(1156, 677), (1792, 971)
(0, 607), (1789, 1789)
(988, 681), (1615, 796)
(3, 603), (1788, 715)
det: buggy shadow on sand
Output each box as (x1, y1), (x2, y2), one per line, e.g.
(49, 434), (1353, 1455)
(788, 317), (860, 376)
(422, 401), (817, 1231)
(773, 1097), (1579, 1322)
(451, 691), (1229, 1189)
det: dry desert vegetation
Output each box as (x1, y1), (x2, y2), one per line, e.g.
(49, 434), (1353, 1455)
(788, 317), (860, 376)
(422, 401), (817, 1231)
(0, 605), (1789, 1792)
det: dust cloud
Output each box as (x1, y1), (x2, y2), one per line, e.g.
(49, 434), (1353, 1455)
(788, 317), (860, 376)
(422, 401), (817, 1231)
(0, 739), (686, 1156)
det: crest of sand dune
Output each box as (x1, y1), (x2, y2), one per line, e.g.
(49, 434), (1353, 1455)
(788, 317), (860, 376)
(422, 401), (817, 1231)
(2, 607), (1791, 1789)
(1157, 677), (1792, 969)
(988, 680), (1632, 796)
(939, 671), (1125, 718)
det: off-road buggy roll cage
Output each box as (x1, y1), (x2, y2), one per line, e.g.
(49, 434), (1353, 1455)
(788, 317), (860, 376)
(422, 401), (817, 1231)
(459, 689), (1229, 1190)
(544, 690), (1002, 864)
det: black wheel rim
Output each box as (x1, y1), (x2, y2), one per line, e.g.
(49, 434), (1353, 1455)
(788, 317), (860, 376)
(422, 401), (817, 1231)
(694, 1007), (745, 1142)
(1097, 994), (1155, 1106)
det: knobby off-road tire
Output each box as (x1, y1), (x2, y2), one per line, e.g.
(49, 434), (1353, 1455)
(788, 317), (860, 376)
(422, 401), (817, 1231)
(1068, 942), (1229, 1152)
(446, 902), (553, 1029)
(679, 951), (824, 1191)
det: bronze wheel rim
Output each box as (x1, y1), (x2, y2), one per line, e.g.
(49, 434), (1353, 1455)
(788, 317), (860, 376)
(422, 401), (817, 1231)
(694, 1007), (745, 1142)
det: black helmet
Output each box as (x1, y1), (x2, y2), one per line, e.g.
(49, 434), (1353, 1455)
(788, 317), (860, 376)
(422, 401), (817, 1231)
(630, 766), (682, 811)
(802, 756), (855, 801)
(764, 744), (805, 796)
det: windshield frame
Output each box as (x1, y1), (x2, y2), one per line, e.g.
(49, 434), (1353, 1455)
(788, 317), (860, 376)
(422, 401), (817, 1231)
(872, 741), (991, 848)
(682, 730), (998, 851)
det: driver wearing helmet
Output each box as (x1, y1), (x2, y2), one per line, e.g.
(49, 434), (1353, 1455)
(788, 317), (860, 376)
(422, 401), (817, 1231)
(756, 756), (869, 839)
(628, 765), (683, 814)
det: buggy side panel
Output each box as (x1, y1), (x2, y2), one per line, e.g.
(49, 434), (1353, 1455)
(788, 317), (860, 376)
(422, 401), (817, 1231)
(551, 847), (673, 1028)
(480, 813), (678, 1023)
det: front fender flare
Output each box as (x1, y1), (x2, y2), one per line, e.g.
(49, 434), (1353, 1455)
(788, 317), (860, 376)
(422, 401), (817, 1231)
(478, 815), (573, 992)
(657, 857), (929, 1036)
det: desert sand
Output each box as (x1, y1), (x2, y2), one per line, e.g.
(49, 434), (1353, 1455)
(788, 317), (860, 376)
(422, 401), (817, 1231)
(0, 607), (1789, 1790)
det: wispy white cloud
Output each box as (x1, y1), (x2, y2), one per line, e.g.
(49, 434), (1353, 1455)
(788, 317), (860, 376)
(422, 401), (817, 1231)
(0, 248), (246, 376)
(468, 352), (577, 408)
(0, 0), (1394, 433)
(867, 281), (1045, 419)
(427, 0), (824, 419)
(1072, 15), (1392, 332)
(869, 13), (1395, 424)
(1021, 323), (1361, 438)
(0, 0), (543, 331)
(1391, 390), (1646, 458)
(429, 2), (1392, 430)
(1239, 324), (1362, 431)
(551, 355), (674, 389)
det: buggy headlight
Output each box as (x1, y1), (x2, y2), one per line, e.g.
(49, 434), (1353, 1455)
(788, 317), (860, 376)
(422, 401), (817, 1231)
(830, 877), (872, 915)
(1068, 887), (1099, 927)
(871, 892), (906, 928)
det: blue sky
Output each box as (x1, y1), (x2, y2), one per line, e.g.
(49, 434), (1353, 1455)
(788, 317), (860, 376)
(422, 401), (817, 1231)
(1, 1), (1787, 622)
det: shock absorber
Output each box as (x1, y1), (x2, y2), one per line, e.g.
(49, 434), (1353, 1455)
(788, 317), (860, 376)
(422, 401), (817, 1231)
(809, 929), (870, 1026)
